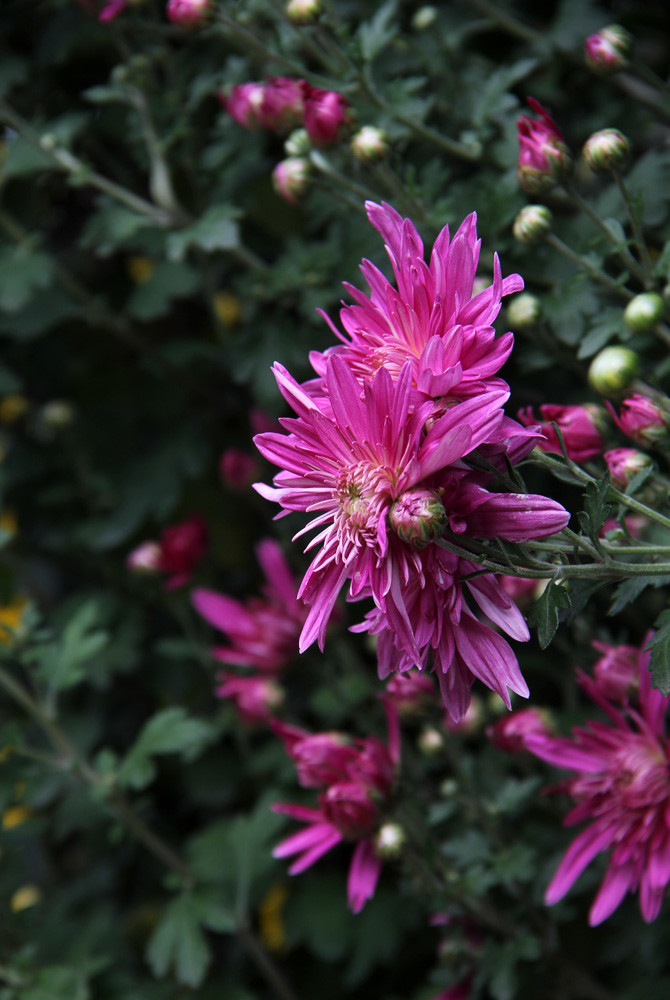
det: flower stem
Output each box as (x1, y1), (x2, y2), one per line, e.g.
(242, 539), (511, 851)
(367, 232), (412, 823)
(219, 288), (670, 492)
(611, 168), (655, 284)
(564, 182), (649, 287)
(544, 233), (634, 300)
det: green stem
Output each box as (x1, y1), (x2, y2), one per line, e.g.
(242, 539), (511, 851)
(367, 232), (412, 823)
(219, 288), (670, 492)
(309, 150), (378, 202)
(611, 168), (655, 284)
(544, 233), (634, 300)
(564, 182), (649, 287)
(467, 0), (541, 44)
(0, 100), (181, 229)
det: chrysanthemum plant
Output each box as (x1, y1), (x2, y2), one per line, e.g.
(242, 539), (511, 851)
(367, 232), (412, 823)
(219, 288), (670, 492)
(1, 2), (670, 999)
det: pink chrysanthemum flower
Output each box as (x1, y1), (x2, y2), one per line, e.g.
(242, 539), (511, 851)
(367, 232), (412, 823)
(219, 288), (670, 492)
(517, 403), (606, 463)
(192, 539), (306, 672)
(309, 202), (523, 410)
(524, 643), (670, 925)
(271, 702), (400, 913)
(255, 356), (569, 719)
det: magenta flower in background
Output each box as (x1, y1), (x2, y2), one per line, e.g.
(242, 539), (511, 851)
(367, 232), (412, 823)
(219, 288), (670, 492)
(259, 77), (305, 132)
(220, 82), (266, 130)
(98, 0), (127, 20)
(219, 448), (259, 491)
(604, 447), (652, 487)
(584, 25), (631, 73)
(517, 403), (605, 462)
(302, 83), (350, 145)
(157, 513), (208, 589)
(487, 706), (552, 753)
(192, 538), (306, 672)
(215, 674), (284, 725)
(517, 97), (570, 192)
(523, 641), (670, 925)
(608, 393), (669, 447)
(271, 701), (400, 912)
(311, 201), (523, 407)
(591, 640), (641, 703)
(166, 0), (211, 27)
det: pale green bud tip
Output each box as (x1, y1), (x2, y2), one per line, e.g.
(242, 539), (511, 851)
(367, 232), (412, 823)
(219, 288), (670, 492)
(39, 400), (75, 429)
(418, 727), (444, 755)
(350, 126), (389, 164)
(272, 158), (311, 203)
(411, 6), (438, 31)
(623, 292), (665, 334)
(582, 128), (631, 172)
(284, 128), (311, 158)
(389, 489), (447, 547)
(285, 0), (323, 26)
(507, 293), (542, 329)
(513, 205), (552, 245)
(588, 346), (640, 395)
(373, 823), (406, 859)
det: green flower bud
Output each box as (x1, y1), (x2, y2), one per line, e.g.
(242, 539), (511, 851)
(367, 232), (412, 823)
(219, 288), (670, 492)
(418, 727), (444, 756)
(623, 292), (665, 334)
(582, 128), (631, 172)
(284, 128), (311, 157)
(584, 25), (632, 75)
(507, 292), (542, 329)
(512, 205), (552, 245)
(350, 126), (389, 165)
(411, 6), (438, 31)
(285, 0), (323, 26)
(588, 345), (641, 395)
(389, 489), (447, 547)
(373, 822), (406, 860)
(272, 157), (311, 204)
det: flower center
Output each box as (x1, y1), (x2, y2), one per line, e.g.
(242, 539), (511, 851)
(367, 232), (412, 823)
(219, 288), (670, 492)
(335, 462), (397, 563)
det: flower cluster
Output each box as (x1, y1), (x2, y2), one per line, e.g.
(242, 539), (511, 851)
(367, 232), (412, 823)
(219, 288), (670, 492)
(222, 77), (349, 145)
(502, 637), (670, 925)
(271, 699), (400, 912)
(255, 201), (570, 720)
(192, 539), (307, 724)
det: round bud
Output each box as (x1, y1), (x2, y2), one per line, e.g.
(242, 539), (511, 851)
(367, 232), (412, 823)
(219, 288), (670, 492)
(623, 292), (665, 334)
(418, 727), (444, 756)
(411, 6), (438, 31)
(284, 127), (311, 157)
(374, 822), (406, 860)
(272, 157), (311, 204)
(588, 345), (640, 396)
(39, 400), (75, 430)
(512, 204), (552, 245)
(582, 128), (631, 172)
(389, 489), (447, 547)
(507, 293), (542, 330)
(350, 126), (389, 165)
(584, 24), (632, 74)
(604, 447), (653, 488)
(285, 0), (323, 25)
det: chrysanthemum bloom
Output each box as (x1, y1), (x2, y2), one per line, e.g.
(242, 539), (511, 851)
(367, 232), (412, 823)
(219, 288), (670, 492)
(192, 539), (306, 672)
(603, 447), (653, 488)
(166, 0), (210, 27)
(310, 201), (523, 410)
(524, 646), (670, 925)
(608, 393), (670, 447)
(517, 403), (606, 462)
(517, 97), (571, 193)
(302, 83), (350, 145)
(215, 673), (284, 725)
(272, 702), (400, 912)
(156, 514), (207, 589)
(255, 357), (569, 719)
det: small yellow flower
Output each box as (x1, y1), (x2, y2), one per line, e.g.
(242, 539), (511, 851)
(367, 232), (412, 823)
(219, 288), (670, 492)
(126, 256), (155, 284)
(2, 805), (32, 830)
(213, 292), (242, 327)
(10, 885), (41, 912)
(258, 883), (289, 953)
(0, 598), (28, 644)
(0, 510), (17, 537)
(0, 395), (29, 424)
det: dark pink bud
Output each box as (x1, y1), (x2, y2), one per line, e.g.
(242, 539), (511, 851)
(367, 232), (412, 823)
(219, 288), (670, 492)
(219, 448), (259, 490)
(302, 84), (350, 145)
(215, 673), (284, 725)
(610, 393), (670, 447)
(517, 98), (571, 193)
(258, 77), (305, 132)
(518, 403), (605, 462)
(99, 0), (127, 21)
(604, 447), (653, 487)
(590, 641), (640, 703)
(320, 782), (378, 838)
(584, 25), (631, 73)
(157, 514), (208, 587)
(488, 707), (552, 753)
(221, 82), (266, 130)
(166, 0), (211, 27)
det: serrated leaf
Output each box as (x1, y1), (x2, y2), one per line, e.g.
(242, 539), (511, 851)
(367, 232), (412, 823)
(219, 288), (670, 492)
(35, 600), (110, 693)
(118, 708), (217, 790)
(357, 0), (398, 61)
(166, 205), (240, 261)
(146, 893), (211, 988)
(126, 261), (200, 320)
(0, 245), (53, 312)
(608, 576), (651, 616)
(528, 582), (571, 649)
(645, 609), (670, 695)
(577, 476), (615, 541)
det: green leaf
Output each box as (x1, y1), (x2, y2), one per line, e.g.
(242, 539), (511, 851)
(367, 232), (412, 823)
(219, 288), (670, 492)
(645, 610), (670, 696)
(34, 600), (110, 693)
(527, 582), (571, 649)
(608, 576), (655, 616)
(146, 892), (212, 988)
(126, 261), (200, 320)
(80, 202), (151, 257)
(118, 708), (217, 790)
(577, 476), (615, 541)
(357, 0), (398, 61)
(0, 55), (28, 96)
(0, 245), (53, 312)
(166, 205), (240, 261)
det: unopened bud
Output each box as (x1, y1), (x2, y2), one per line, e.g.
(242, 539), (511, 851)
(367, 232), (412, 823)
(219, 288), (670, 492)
(418, 726), (444, 756)
(284, 127), (311, 157)
(127, 541), (162, 574)
(623, 292), (665, 334)
(374, 822), (406, 859)
(285, 0), (323, 25)
(411, 6), (438, 31)
(588, 345), (640, 395)
(513, 204), (552, 245)
(584, 25), (632, 74)
(604, 447), (653, 487)
(582, 128), (631, 172)
(39, 400), (75, 430)
(272, 157), (310, 203)
(507, 292), (542, 329)
(166, 0), (212, 27)
(389, 489), (447, 547)
(350, 126), (388, 165)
